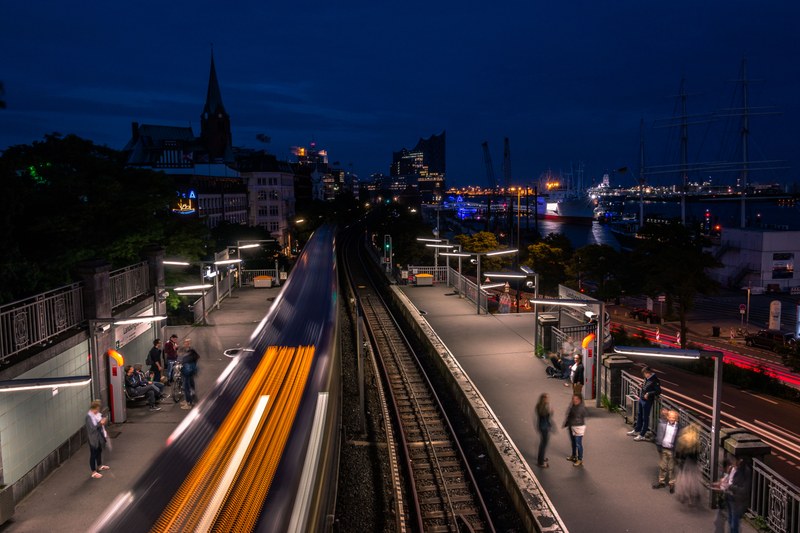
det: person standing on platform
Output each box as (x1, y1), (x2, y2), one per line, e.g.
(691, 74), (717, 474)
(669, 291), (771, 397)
(674, 422), (704, 506)
(535, 393), (553, 467)
(180, 339), (200, 409)
(627, 366), (661, 441)
(564, 394), (587, 467)
(85, 400), (110, 479)
(652, 409), (681, 493)
(725, 456), (752, 533)
(146, 339), (163, 384)
(570, 354), (584, 396)
(164, 334), (179, 384)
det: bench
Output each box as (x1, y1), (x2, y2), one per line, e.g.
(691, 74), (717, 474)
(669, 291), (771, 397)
(124, 383), (148, 404)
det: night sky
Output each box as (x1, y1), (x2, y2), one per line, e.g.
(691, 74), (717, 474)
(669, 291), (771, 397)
(2, 1), (798, 188)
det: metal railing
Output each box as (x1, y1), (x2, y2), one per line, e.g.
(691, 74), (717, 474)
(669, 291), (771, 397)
(752, 460), (800, 533)
(241, 269), (280, 286)
(0, 283), (84, 363)
(110, 262), (149, 309)
(619, 369), (799, 533)
(405, 265), (448, 284)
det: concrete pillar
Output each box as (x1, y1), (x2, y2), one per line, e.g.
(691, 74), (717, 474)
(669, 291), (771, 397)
(75, 260), (111, 404)
(601, 354), (634, 409)
(143, 246), (166, 327)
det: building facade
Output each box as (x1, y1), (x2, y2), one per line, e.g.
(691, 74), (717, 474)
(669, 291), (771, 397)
(390, 131), (446, 203)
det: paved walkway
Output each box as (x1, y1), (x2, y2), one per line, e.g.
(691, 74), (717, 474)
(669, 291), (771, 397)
(1, 286), (279, 533)
(398, 283), (754, 533)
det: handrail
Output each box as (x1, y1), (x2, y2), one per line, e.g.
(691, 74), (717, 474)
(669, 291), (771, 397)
(0, 283), (84, 363)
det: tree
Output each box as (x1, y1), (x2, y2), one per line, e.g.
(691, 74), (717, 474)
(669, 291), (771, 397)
(565, 244), (623, 299)
(631, 221), (721, 347)
(523, 241), (570, 295)
(455, 231), (514, 276)
(0, 134), (208, 302)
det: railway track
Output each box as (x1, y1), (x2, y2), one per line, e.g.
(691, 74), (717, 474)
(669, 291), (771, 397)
(341, 229), (495, 533)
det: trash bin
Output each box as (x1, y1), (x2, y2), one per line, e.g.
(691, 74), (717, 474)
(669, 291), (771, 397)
(254, 275), (273, 288)
(712, 326), (720, 337)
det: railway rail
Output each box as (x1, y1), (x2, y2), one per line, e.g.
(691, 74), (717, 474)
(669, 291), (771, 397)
(341, 229), (495, 533)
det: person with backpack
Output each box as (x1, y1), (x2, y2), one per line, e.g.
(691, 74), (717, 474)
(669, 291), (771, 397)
(146, 339), (163, 384)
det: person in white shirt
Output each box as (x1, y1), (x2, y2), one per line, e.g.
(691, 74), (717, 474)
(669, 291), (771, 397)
(652, 410), (681, 492)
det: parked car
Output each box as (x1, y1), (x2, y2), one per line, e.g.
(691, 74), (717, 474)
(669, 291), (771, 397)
(744, 329), (797, 351)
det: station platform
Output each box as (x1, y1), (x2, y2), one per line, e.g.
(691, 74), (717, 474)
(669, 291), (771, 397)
(397, 283), (755, 533)
(1, 286), (279, 533)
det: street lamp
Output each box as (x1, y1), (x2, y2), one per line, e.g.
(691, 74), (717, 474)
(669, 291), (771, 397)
(235, 240), (277, 288)
(426, 242), (453, 284)
(472, 249), (518, 315)
(440, 249), (470, 296)
(613, 346), (724, 488)
(417, 237), (444, 272)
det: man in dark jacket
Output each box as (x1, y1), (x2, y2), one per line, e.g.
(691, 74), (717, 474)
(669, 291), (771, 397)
(147, 339), (163, 384)
(627, 366), (661, 440)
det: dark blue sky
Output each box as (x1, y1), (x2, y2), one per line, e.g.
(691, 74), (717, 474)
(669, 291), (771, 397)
(2, 1), (798, 188)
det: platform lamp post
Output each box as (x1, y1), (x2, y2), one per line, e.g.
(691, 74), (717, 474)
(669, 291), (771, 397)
(234, 241), (274, 288)
(472, 249), (518, 315)
(425, 241), (453, 285)
(417, 237), (444, 276)
(440, 248), (470, 296)
(209, 259), (243, 308)
(520, 266), (539, 351)
(613, 346), (724, 493)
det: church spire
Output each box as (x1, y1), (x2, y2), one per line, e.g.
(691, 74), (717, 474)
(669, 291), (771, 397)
(203, 51), (226, 116)
(200, 50), (233, 162)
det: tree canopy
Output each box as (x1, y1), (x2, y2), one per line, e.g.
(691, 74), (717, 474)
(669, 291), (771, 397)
(0, 134), (208, 302)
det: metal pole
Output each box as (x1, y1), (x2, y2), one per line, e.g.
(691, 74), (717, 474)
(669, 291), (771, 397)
(595, 301), (605, 408)
(236, 241), (242, 288)
(709, 351), (723, 505)
(88, 322), (102, 401)
(357, 314), (366, 435)
(214, 268), (220, 310)
(533, 273), (539, 355)
(476, 254), (481, 315)
(746, 286), (751, 328)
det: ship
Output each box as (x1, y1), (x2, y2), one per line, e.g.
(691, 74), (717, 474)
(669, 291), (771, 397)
(537, 169), (595, 223)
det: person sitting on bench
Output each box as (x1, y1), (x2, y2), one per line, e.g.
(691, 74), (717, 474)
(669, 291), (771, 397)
(124, 365), (160, 412)
(133, 364), (168, 400)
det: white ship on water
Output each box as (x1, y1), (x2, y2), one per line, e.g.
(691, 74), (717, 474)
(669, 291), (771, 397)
(536, 168), (595, 223)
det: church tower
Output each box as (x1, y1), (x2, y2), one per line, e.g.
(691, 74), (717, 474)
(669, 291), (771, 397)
(200, 52), (233, 162)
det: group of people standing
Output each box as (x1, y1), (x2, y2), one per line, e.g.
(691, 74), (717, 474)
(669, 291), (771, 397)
(535, 392), (587, 468)
(146, 335), (200, 409)
(534, 363), (753, 533)
(86, 332), (202, 479)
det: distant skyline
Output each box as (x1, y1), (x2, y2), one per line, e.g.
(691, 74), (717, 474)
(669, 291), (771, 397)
(1, 1), (798, 188)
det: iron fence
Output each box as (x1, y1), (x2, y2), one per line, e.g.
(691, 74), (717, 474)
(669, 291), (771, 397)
(0, 283), (84, 363)
(241, 269), (280, 286)
(619, 369), (799, 533)
(110, 262), (149, 309)
(405, 265), (448, 284)
(752, 460), (800, 533)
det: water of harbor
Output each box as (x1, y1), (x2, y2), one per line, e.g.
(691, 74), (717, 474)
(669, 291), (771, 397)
(539, 198), (799, 250)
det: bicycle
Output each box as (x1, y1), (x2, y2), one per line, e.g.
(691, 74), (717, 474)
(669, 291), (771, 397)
(171, 362), (184, 403)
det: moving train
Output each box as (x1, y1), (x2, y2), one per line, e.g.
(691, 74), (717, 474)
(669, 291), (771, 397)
(92, 225), (340, 532)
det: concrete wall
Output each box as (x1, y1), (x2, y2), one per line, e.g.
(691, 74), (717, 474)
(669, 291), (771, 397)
(0, 338), (90, 501)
